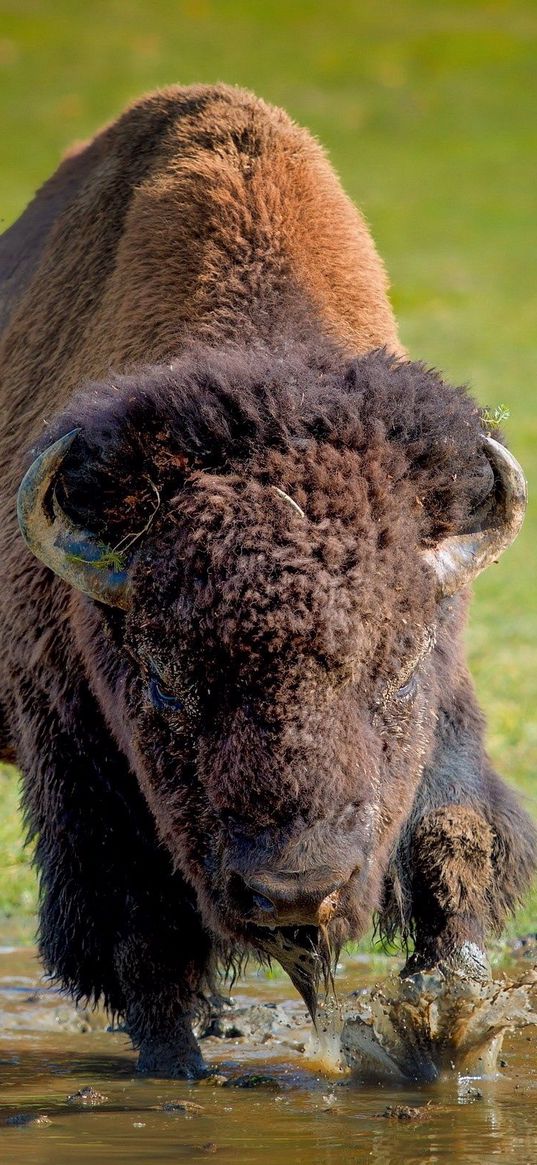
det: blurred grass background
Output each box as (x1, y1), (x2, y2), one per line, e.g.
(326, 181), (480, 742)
(0, 0), (535, 937)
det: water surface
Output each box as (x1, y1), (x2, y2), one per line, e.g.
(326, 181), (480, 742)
(1, 938), (537, 1165)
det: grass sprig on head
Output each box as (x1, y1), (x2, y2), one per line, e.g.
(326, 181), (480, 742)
(481, 404), (511, 430)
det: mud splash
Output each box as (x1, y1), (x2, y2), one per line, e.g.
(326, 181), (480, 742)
(312, 964), (537, 1082)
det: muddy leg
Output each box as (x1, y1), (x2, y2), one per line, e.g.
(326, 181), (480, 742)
(402, 805), (492, 981)
(393, 668), (537, 982)
(400, 770), (537, 982)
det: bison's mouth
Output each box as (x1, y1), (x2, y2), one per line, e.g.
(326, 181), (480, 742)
(251, 922), (337, 1020)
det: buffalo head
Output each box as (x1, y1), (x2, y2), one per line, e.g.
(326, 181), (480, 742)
(17, 349), (526, 1008)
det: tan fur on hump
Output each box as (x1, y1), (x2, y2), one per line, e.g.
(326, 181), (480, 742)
(0, 83), (401, 481)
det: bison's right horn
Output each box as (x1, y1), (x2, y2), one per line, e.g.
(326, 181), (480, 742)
(423, 435), (527, 599)
(17, 430), (131, 609)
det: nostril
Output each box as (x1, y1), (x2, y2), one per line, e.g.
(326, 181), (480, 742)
(252, 892), (275, 914)
(228, 872), (276, 918)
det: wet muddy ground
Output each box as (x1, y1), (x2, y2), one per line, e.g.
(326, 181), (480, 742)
(1, 929), (537, 1165)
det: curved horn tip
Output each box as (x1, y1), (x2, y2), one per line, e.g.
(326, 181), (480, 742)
(423, 433), (528, 600)
(17, 428), (131, 610)
(482, 434), (528, 507)
(17, 429), (81, 540)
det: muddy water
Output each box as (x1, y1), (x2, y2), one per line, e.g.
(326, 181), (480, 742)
(1, 934), (537, 1165)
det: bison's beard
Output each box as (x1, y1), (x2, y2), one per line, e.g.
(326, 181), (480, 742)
(253, 922), (340, 1020)
(248, 893), (375, 1019)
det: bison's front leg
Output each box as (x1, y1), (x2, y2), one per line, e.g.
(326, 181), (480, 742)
(387, 671), (537, 982)
(403, 771), (536, 982)
(114, 931), (209, 1079)
(401, 804), (493, 981)
(20, 681), (213, 1079)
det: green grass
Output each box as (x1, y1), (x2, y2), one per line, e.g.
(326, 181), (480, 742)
(0, 0), (536, 936)
(0, 765), (36, 918)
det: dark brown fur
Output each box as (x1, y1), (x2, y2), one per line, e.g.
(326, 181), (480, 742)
(0, 85), (534, 1077)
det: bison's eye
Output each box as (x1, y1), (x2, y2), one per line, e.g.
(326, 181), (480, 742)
(395, 674), (418, 702)
(149, 673), (183, 713)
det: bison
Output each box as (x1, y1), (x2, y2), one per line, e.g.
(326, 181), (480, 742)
(0, 85), (535, 1078)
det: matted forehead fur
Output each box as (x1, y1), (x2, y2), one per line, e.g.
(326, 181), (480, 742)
(44, 342), (493, 689)
(134, 440), (432, 695)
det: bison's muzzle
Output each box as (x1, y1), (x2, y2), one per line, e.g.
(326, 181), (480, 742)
(228, 865), (352, 927)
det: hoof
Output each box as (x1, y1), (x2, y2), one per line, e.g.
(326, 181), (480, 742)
(136, 1043), (207, 1080)
(136, 1057), (208, 1080)
(443, 942), (490, 984)
(401, 942), (490, 986)
(134, 1018), (207, 1080)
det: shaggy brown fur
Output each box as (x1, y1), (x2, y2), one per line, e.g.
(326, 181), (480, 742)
(0, 85), (534, 1078)
(405, 805), (494, 963)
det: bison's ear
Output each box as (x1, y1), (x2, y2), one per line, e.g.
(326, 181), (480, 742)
(17, 431), (132, 609)
(423, 436), (527, 599)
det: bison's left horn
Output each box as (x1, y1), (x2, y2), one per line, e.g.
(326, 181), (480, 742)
(17, 430), (131, 609)
(423, 435), (527, 599)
